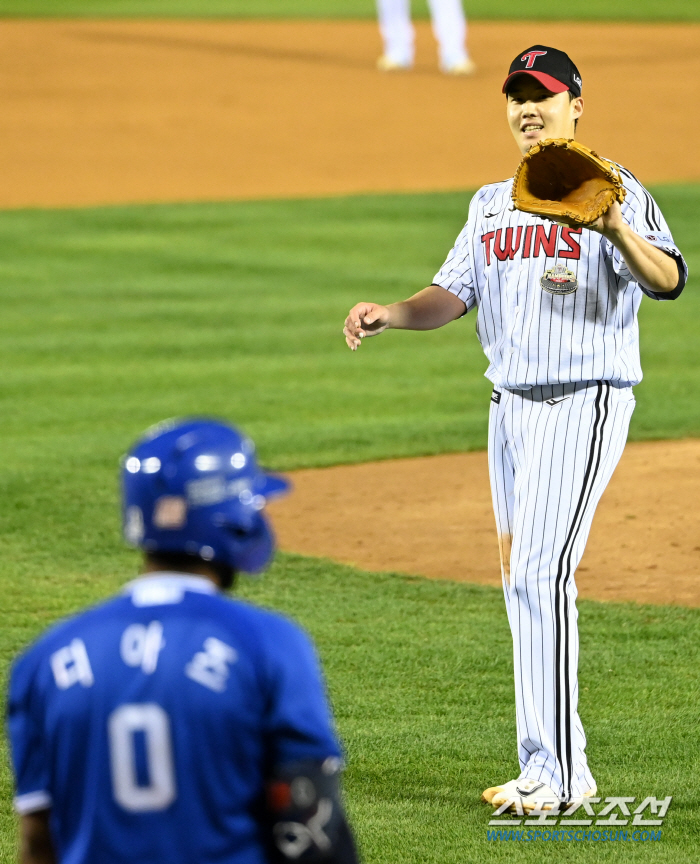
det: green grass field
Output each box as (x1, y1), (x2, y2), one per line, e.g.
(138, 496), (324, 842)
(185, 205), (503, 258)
(2, 555), (699, 862)
(0, 188), (696, 475)
(0, 0), (699, 21)
(0, 187), (697, 862)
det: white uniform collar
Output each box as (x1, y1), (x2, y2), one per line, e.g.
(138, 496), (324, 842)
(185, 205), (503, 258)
(123, 572), (219, 607)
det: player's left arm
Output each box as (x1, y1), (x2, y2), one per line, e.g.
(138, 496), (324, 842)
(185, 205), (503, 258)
(19, 812), (56, 864)
(590, 201), (680, 293)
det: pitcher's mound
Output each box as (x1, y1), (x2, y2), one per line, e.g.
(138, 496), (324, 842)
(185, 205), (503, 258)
(269, 439), (700, 607)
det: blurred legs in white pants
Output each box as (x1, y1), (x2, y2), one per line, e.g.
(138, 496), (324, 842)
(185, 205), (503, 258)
(377, 0), (414, 67)
(376, 0), (473, 72)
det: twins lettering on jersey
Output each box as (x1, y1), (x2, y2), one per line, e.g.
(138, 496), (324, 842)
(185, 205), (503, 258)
(49, 627), (238, 694)
(432, 170), (688, 389)
(481, 224), (582, 265)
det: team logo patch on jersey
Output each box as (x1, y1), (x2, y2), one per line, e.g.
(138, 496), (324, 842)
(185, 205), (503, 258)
(540, 263), (578, 295)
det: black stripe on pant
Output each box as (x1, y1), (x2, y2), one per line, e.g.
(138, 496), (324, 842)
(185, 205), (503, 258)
(554, 381), (610, 801)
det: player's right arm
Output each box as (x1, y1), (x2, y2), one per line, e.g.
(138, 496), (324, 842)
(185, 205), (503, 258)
(343, 188), (486, 351)
(8, 649), (58, 864)
(343, 285), (466, 351)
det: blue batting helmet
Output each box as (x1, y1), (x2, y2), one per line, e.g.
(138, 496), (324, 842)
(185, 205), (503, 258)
(121, 418), (290, 574)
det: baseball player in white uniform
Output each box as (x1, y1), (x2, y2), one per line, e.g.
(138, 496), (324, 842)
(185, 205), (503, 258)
(376, 0), (475, 74)
(343, 45), (687, 810)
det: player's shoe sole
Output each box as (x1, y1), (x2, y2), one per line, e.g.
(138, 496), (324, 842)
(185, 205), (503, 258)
(482, 778), (598, 812)
(443, 59), (477, 76)
(377, 55), (412, 72)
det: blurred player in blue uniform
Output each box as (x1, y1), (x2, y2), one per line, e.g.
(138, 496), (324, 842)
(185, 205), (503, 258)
(8, 418), (359, 864)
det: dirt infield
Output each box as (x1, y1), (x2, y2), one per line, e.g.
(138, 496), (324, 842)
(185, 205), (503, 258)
(0, 19), (699, 208)
(268, 440), (700, 607)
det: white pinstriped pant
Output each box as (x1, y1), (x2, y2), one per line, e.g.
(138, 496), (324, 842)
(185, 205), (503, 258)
(488, 381), (635, 801)
(376, 0), (469, 69)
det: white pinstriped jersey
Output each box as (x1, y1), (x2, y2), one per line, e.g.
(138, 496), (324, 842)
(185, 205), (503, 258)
(433, 166), (687, 389)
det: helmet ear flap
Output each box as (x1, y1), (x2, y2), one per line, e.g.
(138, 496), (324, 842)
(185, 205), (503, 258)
(222, 512), (275, 576)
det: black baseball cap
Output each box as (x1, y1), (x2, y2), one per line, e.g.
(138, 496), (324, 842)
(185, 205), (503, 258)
(502, 45), (582, 97)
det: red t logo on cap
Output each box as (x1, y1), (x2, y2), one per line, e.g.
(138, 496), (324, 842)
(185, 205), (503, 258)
(521, 50), (547, 69)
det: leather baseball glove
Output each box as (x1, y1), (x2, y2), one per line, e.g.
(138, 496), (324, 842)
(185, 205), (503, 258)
(512, 138), (626, 226)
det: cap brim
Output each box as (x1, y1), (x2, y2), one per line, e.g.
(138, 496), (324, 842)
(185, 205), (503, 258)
(502, 70), (570, 95)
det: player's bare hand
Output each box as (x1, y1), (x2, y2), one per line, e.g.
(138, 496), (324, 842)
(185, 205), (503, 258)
(556, 201), (624, 238)
(594, 201), (626, 239)
(343, 303), (391, 351)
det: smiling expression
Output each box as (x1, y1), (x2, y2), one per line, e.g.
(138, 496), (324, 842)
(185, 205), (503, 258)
(506, 76), (584, 155)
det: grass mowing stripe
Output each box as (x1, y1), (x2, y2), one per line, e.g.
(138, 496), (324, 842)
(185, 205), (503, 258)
(0, 191), (491, 472)
(635, 184), (700, 441)
(2, 553), (699, 861)
(0, 0), (699, 20)
(0, 188), (697, 479)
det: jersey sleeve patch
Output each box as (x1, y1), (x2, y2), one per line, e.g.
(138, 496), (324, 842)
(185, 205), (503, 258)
(643, 232), (673, 245)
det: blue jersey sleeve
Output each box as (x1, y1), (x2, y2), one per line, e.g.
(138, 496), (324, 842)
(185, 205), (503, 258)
(7, 650), (53, 814)
(262, 618), (341, 767)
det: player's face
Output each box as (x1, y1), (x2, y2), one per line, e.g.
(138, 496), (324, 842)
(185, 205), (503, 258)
(506, 78), (583, 155)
